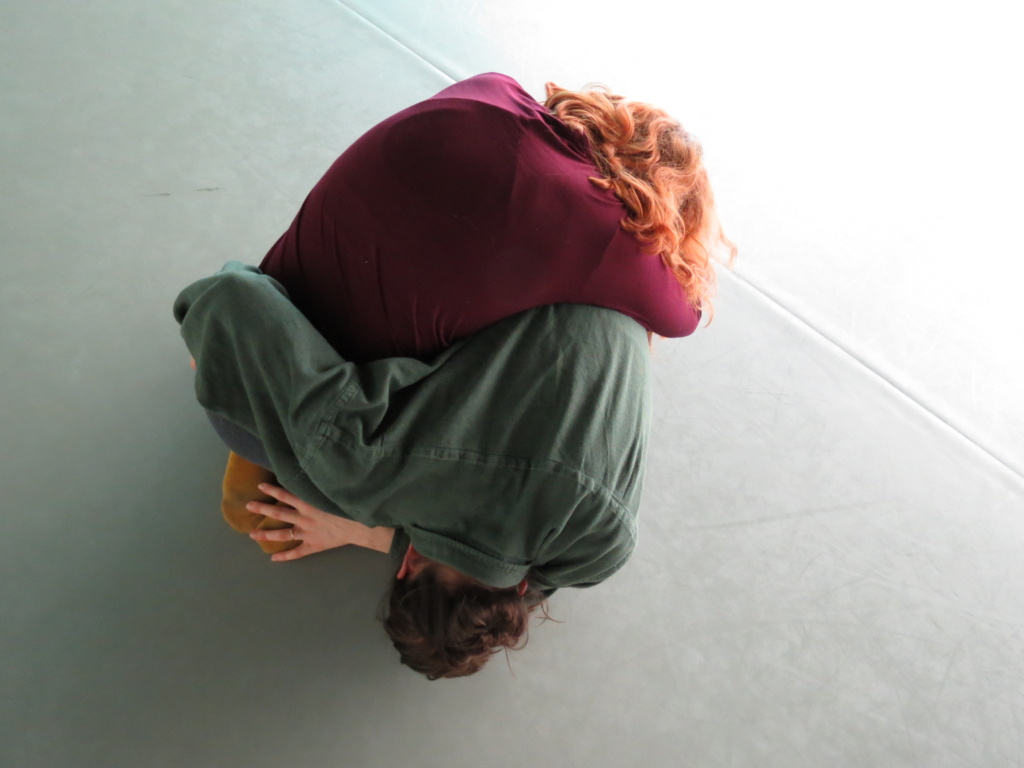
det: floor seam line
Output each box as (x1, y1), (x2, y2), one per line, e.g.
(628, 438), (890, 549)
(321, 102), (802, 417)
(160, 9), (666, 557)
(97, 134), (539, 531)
(723, 268), (1024, 484)
(309, 1), (1020, 486)
(330, 0), (458, 83)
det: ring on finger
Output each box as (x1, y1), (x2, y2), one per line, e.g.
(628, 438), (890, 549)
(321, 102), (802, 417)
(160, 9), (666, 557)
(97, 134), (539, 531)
(289, 528), (295, 541)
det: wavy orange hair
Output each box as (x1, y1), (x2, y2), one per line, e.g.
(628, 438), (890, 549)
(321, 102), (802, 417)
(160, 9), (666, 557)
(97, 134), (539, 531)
(545, 82), (736, 318)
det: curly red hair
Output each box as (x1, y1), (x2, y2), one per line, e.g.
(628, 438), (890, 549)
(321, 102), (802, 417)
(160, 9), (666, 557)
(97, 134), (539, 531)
(545, 82), (735, 317)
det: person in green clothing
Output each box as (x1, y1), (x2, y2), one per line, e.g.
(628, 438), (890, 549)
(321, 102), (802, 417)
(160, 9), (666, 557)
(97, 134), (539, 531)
(176, 262), (652, 679)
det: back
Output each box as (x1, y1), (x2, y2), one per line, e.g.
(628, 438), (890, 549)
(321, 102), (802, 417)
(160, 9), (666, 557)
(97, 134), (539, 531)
(260, 73), (698, 362)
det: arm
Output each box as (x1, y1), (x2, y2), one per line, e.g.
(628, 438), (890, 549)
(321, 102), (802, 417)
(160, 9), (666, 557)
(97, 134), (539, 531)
(173, 261), (434, 521)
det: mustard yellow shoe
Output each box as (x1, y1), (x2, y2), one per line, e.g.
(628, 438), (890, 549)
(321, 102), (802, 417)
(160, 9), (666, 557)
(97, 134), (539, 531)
(220, 451), (276, 533)
(219, 451), (301, 554)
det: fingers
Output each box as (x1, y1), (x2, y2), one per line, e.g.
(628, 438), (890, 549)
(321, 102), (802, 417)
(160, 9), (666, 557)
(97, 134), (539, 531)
(257, 482), (303, 508)
(246, 500), (296, 523)
(270, 545), (310, 562)
(249, 527), (300, 542)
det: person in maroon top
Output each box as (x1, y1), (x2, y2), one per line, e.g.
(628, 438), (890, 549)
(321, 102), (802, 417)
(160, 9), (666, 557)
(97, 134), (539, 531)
(257, 73), (728, 363)
(212, 72), (735, 678)
(224, 69), (734, 544)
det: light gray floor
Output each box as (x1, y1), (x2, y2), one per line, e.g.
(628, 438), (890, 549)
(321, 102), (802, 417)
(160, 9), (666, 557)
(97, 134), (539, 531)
(3, 2), (1022, 767)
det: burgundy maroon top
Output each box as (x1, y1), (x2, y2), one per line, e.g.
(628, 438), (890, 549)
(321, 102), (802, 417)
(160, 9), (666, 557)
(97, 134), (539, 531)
(259, 72), (699, 362)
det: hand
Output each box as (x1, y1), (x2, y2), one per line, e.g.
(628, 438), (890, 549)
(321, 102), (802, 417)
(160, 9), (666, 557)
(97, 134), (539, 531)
(246, 483), (389, 562)
(189, 356), (196, 371)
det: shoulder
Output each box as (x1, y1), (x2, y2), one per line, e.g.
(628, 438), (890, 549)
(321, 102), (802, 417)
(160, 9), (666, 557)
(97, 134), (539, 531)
(376, 73), (540, 158)
(428, 72), (537, 110)
(423, 73), (576, 144)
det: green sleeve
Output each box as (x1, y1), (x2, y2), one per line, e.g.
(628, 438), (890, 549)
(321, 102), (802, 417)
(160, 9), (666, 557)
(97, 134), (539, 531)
(172, 261), (432, 517)
(528, 496), (636, 591)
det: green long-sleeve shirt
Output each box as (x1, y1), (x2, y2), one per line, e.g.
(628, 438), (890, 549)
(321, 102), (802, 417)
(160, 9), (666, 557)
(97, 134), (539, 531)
(174, 262), (650, 591)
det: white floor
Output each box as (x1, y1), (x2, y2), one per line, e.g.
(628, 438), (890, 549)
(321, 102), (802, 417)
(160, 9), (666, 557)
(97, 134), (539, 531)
(3, 2), (1022, 767)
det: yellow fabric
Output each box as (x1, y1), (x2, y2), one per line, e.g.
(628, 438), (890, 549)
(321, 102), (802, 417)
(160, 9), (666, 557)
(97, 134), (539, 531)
(220, 451), (300, 554)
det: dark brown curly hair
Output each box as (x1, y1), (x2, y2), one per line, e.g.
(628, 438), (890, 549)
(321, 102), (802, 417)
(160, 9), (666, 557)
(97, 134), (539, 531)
(382, 565), (548, 680)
